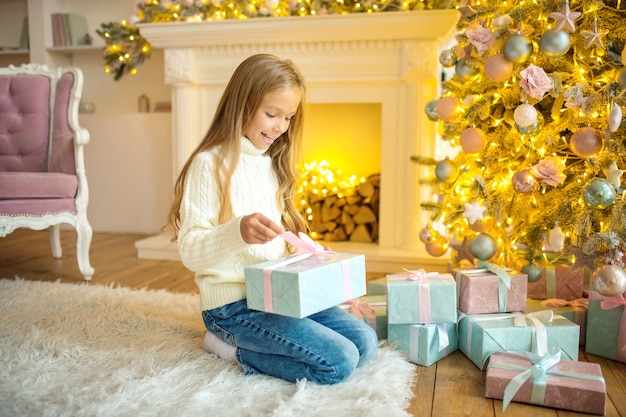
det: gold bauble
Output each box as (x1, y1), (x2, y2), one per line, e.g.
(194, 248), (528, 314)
(425, 235), (448, 257)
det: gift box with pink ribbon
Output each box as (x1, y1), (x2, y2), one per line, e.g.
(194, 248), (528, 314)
(458, 310), (580, 370)
(450, 264), (527, 314)
(388, 322), (458, 367)
(386, 269), (457, 325)
(585, 291), (626, 364)
(339, 295), (388, 339)
(524, 298), (588, 345)
(245, 232), (366, 318)
(485, 351), (606, 415)
(512, 259), (585, 301)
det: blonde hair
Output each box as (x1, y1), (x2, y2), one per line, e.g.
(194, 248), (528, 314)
(166, 53), (309, 240)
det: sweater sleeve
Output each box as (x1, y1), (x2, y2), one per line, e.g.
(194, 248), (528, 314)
(176, 152), (248, 272)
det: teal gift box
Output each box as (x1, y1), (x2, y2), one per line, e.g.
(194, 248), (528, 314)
(585, 291), (626, 364)
(388, 323), (458, 366)
(245, 251), (366, 318)
(339, 295), (388, 339)
(458, 311), (580, 370)
(386, 271), (457, 324)
(367, 277), (386, 296)
(524, 298), (588, 346)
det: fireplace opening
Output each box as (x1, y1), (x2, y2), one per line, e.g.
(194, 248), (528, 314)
(299, 103), (381, 243)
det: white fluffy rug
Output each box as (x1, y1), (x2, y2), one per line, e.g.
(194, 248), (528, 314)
(0, 278), (416, 417)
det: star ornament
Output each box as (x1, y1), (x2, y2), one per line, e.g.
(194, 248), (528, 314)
(604, 161), (624, 189)
(450, 237), (476, 266)
(581, 19), (609, 49)
(462, 201), (487, 224)
(549, 0), (581, 32)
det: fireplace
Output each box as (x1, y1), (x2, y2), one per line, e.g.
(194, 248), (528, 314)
(135, 10), (459, 273)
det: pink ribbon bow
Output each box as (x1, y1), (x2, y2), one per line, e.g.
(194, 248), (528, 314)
(390, 268), (440, 323)
(541, 298), (589, 309)
(342, 298), (378, 329)
(261, 231), (350, 314)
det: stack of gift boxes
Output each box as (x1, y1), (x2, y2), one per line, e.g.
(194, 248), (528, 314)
(242, 231), (619, 415)
(367, 260), (609, 415)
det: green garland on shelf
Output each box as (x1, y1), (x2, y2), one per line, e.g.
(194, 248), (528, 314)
(97, 0), (460, 80)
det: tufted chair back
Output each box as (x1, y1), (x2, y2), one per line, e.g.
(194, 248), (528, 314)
(0, 64), (93, 281)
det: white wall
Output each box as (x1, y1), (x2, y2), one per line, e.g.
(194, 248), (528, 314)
(81, 114), (173, 234)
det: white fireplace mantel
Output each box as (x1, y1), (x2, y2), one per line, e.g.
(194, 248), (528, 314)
(135, 10), (459, 273)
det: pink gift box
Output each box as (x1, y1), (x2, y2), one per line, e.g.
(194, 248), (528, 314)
(512, 259), (584, 301)
(451, 267), (527, 314)
(485, 352), (606, 415)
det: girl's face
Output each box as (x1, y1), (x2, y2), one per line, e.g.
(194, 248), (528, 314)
(245, 86), (301, 150)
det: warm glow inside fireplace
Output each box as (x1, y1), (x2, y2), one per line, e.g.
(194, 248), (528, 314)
(135, 10), (460, 272)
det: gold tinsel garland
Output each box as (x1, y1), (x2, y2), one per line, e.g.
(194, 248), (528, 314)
(97, 0), (459, 80)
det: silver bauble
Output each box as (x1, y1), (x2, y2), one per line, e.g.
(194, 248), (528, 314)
(591, 264), (626, 297)
(504, 34), (533, 63)
(515, 113), (544, 135)
(425, 98), (439, 121)
(455, 58), (479, 79)
(439, 49), (457, 68)
(435, 158), (460, 184)
(539, 29), (571, 57)
(470, 233), (498, 261)
(583, 178), (616, 209)
(521, 261), (543, 283)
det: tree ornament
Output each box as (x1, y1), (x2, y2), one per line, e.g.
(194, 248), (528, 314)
(521, 261), (543, 283)
(604, 161), (624, 190)
(439, 49), (457, 68)
(548, 223), (565, 252)
(462, 201), (487, 224)
(425, 98), (439, 122)
(436, 96), (459, 121)
(513, 103), (538, 127)
(583, 178), (616, 209)
(549, 0), (581, 32)
(469, 216), (494, 232)
(434, 158), (460, 184)
(504, 34), (533, 63)
(484, 53), (513, 82)
(493, 14), (513, 28)
(608, 102), (623, 132)
(580, 18), (609, 49)
(419, 225), (435, 243)
(470, 233), (498, 261)
(515, 113), (544, 135)
(512, 169), (539, 194)
(539, 29), (571, 57)
(459, 127), (487, 154)
(570, 127), (603, 158)
(425, 235), (448, 257)
(591, 264), (626, 296)
(449, 237), (476, 265)
(455, 57), (479, 79)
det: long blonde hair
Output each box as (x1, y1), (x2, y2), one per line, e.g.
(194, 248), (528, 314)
(166, 53), (309, 240)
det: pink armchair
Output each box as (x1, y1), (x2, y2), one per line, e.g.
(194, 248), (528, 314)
(0, 64), (94, 280)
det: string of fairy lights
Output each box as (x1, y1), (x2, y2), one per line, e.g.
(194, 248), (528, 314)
(96, 0), (458, 80)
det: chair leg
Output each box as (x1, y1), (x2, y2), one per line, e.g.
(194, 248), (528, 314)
(49, 225), (62, 258)
(76, 221), (94, 281)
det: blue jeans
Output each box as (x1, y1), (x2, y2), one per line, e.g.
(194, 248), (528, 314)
(202, 300), (378, 385)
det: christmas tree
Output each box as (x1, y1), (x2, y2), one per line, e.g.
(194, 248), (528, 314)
(413, 0), (626, 296)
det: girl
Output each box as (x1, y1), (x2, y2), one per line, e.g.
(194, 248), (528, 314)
(166, 54), (378, 385)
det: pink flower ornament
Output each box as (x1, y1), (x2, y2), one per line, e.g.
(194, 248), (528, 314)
(531, 157), (566, 186)
(520, 64), (553, 101)
(466, 25), (496, 56)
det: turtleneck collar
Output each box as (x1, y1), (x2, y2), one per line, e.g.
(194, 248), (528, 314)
(241, 136), (268, 156)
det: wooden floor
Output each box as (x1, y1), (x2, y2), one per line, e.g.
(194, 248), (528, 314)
(1, 229), (625, 417)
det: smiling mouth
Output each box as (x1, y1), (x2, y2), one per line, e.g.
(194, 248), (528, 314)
(262, 132), (276, 144)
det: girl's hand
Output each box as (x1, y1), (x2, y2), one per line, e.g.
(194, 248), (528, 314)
(240, 213), (285, 244)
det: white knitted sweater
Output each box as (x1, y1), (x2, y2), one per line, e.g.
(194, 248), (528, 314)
(177, 137), (286, 311)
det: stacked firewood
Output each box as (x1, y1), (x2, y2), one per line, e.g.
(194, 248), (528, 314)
(307, 173), (380, 243)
